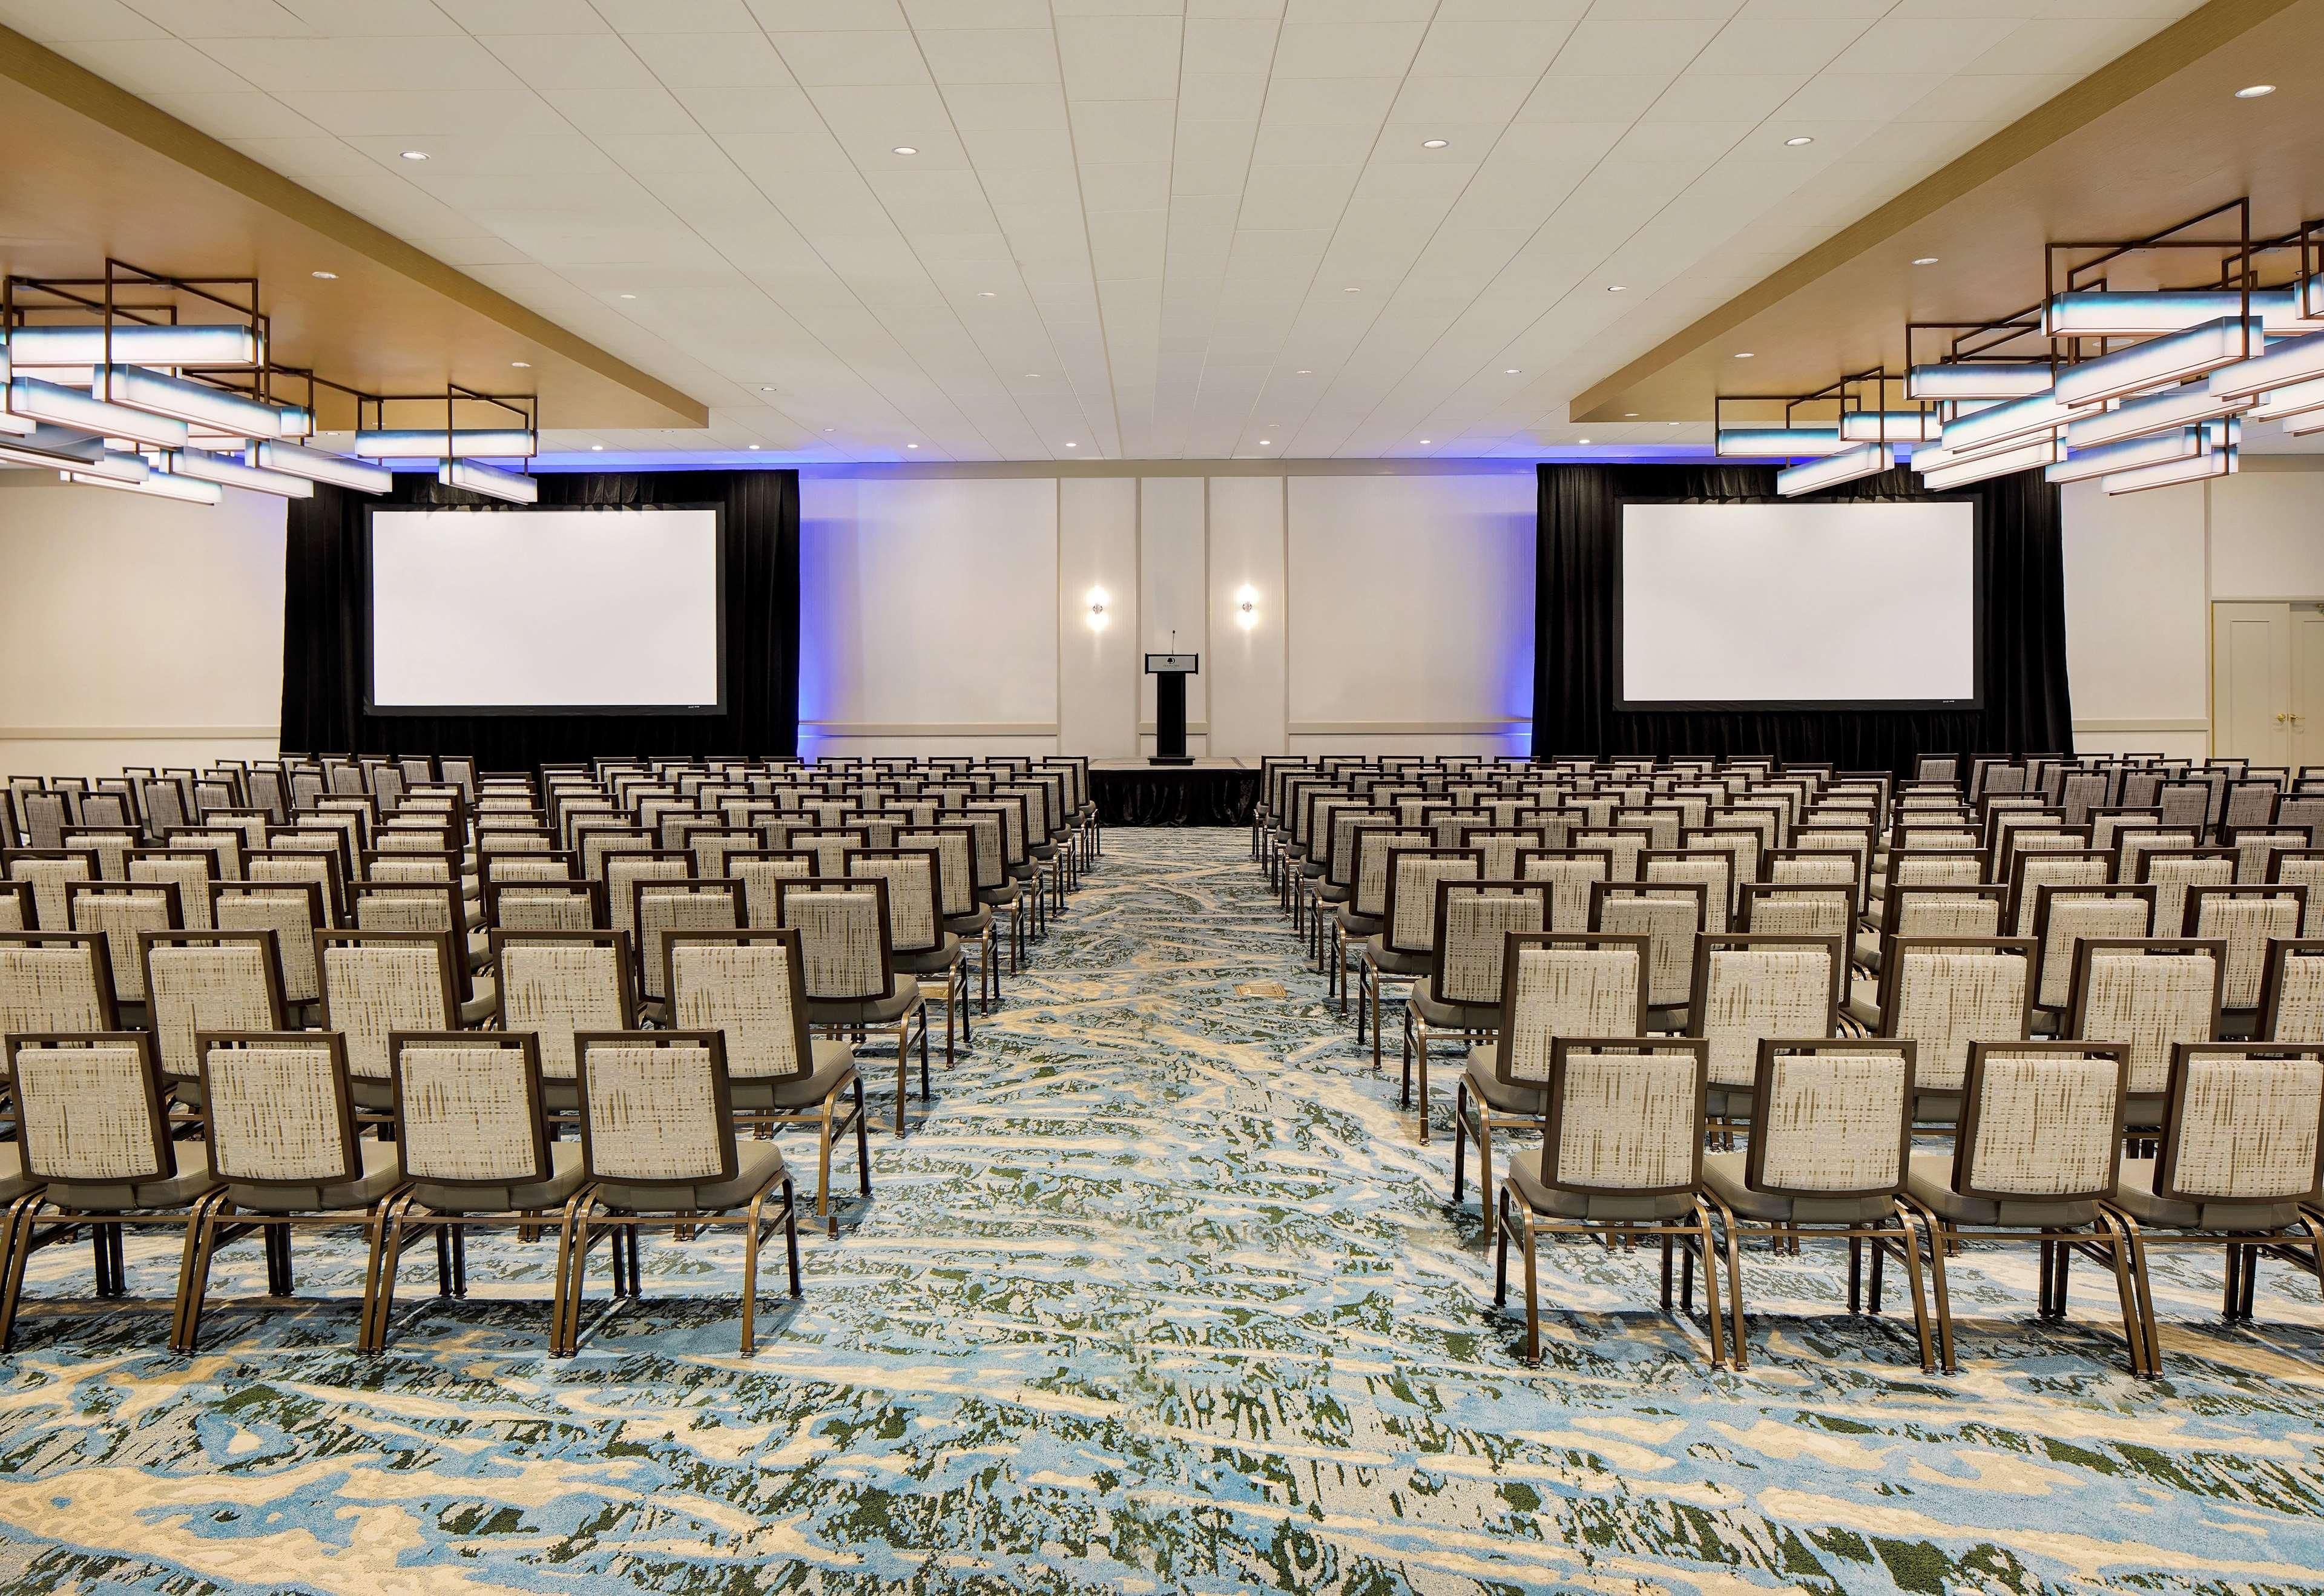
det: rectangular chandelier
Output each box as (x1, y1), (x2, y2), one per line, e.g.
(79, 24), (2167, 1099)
(1714, 427), (1848, 457)
(8, 376), (189, 449)
(1918, 436), (2062, 490)
(248, 439), (393, 494)
(1906, 363), (2055, 401)
(355, 428), (535, 460)
(438, 458), (538, 503)
(2064, 380), (2251, 449)
(164, 446), (315, 498)
(99, 365), (310, 440)
(64, 466), (222, 504)
(1838, 411), (1943, 443)
(5, 323), (263, 369)
(1938, 386), (2081, 455)
(2044, 427), (2201, 484)
(2209, 329), (2324, 398)
(0, 425), (149, 481)
(2248, 375), (2324, 421)
(2043, 289), (2302, 337)
(2052, 316), (2260, 408)
(2102, 445), (2234, 495)
(1776, 442), (1893, 496)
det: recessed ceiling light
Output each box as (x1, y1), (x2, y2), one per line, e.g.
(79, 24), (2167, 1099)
(1668, 421), (1681, 427)
(748, 443), (760, 450)
(978, 291), (996, 298)
(1505, 368), (1520, 374)
(1420, 438), (1430, 444)
(1784, 135), (1814, 146)
(892, 145), (918, 155)
(1421, 138), (1448, 149)
(619, 292), (636, 300)
(1296, 368), (1312, 374)
(591, 444), (604, 450)
(400, 149), (429, 160)
(1624, 412), (1638, 418)
(1912, 256), (1940, 266)
(1259, 438), (1271, 446)
(310, 269), (337, 280)
(1343, 286), (1360, 292)
(759, 384), (775, 392)
(1577, 437), (1591, 444)
(906, 442), (919, 449)
(1606, 284), (1627, 292)
(1734, 351), (1755, 358)
(1025, 372), (1041, 378)
(1064, 441), (1077, 447)
(2235, 84), (2276, 99)
(823, 427), (834, 432)
(510, 360), (530, 368)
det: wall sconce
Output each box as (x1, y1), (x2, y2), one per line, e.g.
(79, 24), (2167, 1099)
(1086, 585), (1109, 631)
(1235, 585), (1260, 630)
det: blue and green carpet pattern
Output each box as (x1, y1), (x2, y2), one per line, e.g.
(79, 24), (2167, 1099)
(3, 827), (2323, 1592)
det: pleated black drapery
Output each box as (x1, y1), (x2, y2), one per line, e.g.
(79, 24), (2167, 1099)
(278, 470), (800, 770)
(1531, 463), (2073, 775)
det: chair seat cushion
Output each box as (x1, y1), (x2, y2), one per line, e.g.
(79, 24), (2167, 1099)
(1843, 985), (1881, 1030)
(409, 1140), (586, 1215)
(1903, 1150), (2098, 1229)
(732, 1041), (857, 1110)
(1852, 929), (1881, 974)
(944, 907), (993, 938)
(1505, 1152), (1696, 1223)
(46, 1144), (218, 1214)
(1315, 882), (1350, 905)
(461, 977), (498, 1027)
(467, 929), (492, 971)
(1464, 1047), (1544, 1115)
(0, 1143), (31, 1208)
(806, 981), (923, 1028)
(1335, 907), (1383, 939)
(1361, 938), (1430, 977)
(1412, 977), (1496, 1034)
(1701, 1150), (1899, 1226)
(226, 1139), (403, 1213)
(893, 934), (963, 975)
(591, 1139), (788, 1215)
(2111, 1157), (2309, 1232)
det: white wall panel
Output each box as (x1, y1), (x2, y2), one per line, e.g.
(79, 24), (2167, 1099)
(798, 475), (1058, 753)
(1207, 475), (1286, 757)
(1058, 476), (1139, 757)
(1286, 472), (1534, 748)
(2059, 478), (2209, 747)
(1138, 475), (1208, 756)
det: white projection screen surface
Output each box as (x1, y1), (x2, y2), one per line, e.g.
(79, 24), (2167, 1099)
(1618, 500), (1977, 708)
(369, 507), (723, 713)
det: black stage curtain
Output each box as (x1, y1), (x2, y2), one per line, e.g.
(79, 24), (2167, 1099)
(279, 470), (800, 771)
(1532, 463), (2072, 776)
(1090, 767), (1260, 827)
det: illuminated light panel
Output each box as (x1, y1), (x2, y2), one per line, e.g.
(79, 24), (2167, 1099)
(64, 466), (220, 504)
(1838, 411), (1943, 443)
(8, 376), (188, 447)
(163, 446), (314, 498)
(2044, 427), (2200, 484)
(2285, 407), (2324, 436)
(356, 428), (535, 460)
(1903, 427), (2064, 473)
(99, 364), (309, 438)
(1713, 427), (1847, 457)
(1938, 386), (2082, 454)
(438, 458), (538, 504)
(0, 424), (148, 480)
(1917, 436), (2062, 490)
(5, 323), (262, 368)
(2053, 316), (2261, 407)
(2064, 380), (2251, 449)
(249, 439), (392, 493)
(2102, 446), (2234, 494)
(2248, 375), (2324, 421)
(2208, 329), (2324, 398)
(1906, 363), (2054, 401)
(2043, 289), (2300, 337)
(1776, 442), (1893, 496)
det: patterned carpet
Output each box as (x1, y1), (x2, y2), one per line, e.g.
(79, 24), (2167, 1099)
(4, 827), (2324, 1594)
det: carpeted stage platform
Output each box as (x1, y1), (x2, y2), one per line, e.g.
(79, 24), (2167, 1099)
(1088, 757), (1260, 826)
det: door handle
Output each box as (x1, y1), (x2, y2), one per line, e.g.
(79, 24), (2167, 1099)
(2280, 713), (2293, 723)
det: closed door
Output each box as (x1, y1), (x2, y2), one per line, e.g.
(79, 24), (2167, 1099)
(2294, 606), (2324, 768)
(2213, 602), (2293, 764)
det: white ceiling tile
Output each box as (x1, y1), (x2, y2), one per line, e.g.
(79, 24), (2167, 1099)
(1824, 16), (2020, 76)
(745, 0), (908, 26)
(1893, 71), (2079, 123)
(1512, 73), (1667, 121)
(1385, 74), (1538, 126)
(1644, 71), (1810, 122)
(628, 32), (796, 86)
(672, 84), (825, 130)
(1273, 21), (1424, 76)
(1182, 16), (1276, 71)
(1257, 74), (1400, 123)
(1069, 99), (1178, 162)
(1056, 16), (1184, 99)
(484, 33), (660, 90)
(1177, 72), (1269, 120)
(772, 30), (932, 85)
(1079, 163), (1174, 211)
(942, 80), (1070, 128)
(272, 1), (464, 32)
(275, 89), (573, 136)
(51, 38), (255, 93)
(594, 0), (759, 28)
(917, 28), (1061, 84)
(433, 1), (610, 28)
(122, 1), (312, 36)
(540, 87), (702, 134)
(1409, 19), (1575, 77)
(206, 35), (521, 90)
(0, 0), (165, 39)
(903, 0), (1051, 24)
(145, 90), (331, 138)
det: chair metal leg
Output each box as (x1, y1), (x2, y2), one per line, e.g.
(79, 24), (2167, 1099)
(817, 1095), (838, 1238)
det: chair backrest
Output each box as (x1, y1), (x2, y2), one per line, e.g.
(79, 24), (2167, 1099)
(1589, 881), (1705, 1009)
(484, 877), (604, 934)
(2006, 849), (2110, 936)
(603, 849), (691, 941)
(2187, 884), (2307, 1009)
(5, 846), (98, 931)
(67, 879), (182, 1003)
(62, 825), (140, 881)
(894, 826), (978, 920)
(2029, 885), (2156, 1009)
(1429, 880), (1548, 1009)
(2268, 849), (2324, 936)
(2130, 846), (2237, 937)
(212, 880), (328, 1006)
(633, 878), (745, 1000)
(493, 930), (636, 1081)
(2260, 938), (2324, 1043)
(1534, 1038), (1708, 1196)
(1736, 882), (1852, 939)
(668, 929), (814, 1083)
(319, 931), (459, 1082)
(162, 826), (243, 882)
(2064, 937), (2224, 1100)
(199, 1032), (361, 1192)
(1879, 937), (2035, 1094)
(363, 847), (459, 886)
(128, 848), (219, 932)
(4, 1032), (175, 1186)
(2153, 1043), (2324, 1207)
(1642, 849), (1732, 932)
(247, 845), (344, 925)
(1351, 828), (1434, 920)
(574, 1031), (737, 1186)
(1882, 883), (2007, 947)
(0, 931), (118, 1040)
(140, 931), (287, 1082)
(725, 849), (815, 928)
(1953, 1041), (2127, 1205)
(0, 879), (25, 932)
(1514, 847), (1613, 933)
(777, 877), (894, 1003)
(846, 849), (943, 955)
(1493, 933), (1650, 1092)
(1744, 1039), (1915, 1198)
(390, 1032), (551, 1190)
(1383, 848), (1482, 955)
(1688, 934), (1843, 1090)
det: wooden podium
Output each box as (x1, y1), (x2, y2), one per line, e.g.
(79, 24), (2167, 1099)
(1145, 652), (1198, 765)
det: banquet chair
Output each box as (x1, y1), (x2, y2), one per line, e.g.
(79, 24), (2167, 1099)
(1404, 880), (1549, 1144)
(778, 877), (930, 1136)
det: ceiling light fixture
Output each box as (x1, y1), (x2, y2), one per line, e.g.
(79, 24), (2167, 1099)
(1716, 427), (1848, 457)
(1906, 361), (2055, 401)
(7, 323), (262, 368)
(1784, 136), (1814, 146)
(906, 442), (919, 449)
(892, 145), (918, 155)
(2044, 427), (2202, 484)
(1734, 351), (1754, 358)
(2055, 315), (2260, 407)
(1420, 438), (1430, 444)
(1779, 442), (1892, 496)
(591, 444), (604, 450)
(1625, 412), (1638, 418)
(1918, 435), (2062, 490)
(248, 440), (392, 494)
(748, 443), (760, 450)
(355, 427), (534, 460)
(1839, 411), (1944, 444)
(1343, 286), (1360, 293)
(2210, 329), (2324, 398)
(510, 360), (530, 368)
(1505, 368), (1519, 374)
(2248, 375), (2324, 422)
(1064, 441), (1076, 447)
(978, 291), (996, 297)
(1258, 438), (1271, 446)
(311, 270), (337, 280)
(1607, 284), (1627, 292)
(163, 446), (315, 498)
(2104, 443), (2234, 493)
(1912, 257), (1940, 266)
(1297, 369), (1312, 375)
(619, 292), (636, 300)
(9, 376), (188, 449)
(2046, 289), (2301, 337)
(1422, 138), (1448, 148)
(2235, 84), (2276, 98)
(439, 458), (537, 504)
(65, 466), (221, 504)
(400, 150), (429, 160)
(1576, 437), (1590, 444)
(99, 366), (309, 440)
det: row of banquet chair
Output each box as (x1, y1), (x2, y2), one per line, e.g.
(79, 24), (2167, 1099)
(0, 753), (1102, 1353)
(1253, 752), (2324, 1378)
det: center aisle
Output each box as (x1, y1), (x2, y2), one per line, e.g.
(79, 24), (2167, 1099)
(4, 829), (2321, 1592)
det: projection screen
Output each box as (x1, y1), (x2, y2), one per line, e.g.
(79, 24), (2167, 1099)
(1617, 500), (1978, 710)
(368, 506), (723, 713)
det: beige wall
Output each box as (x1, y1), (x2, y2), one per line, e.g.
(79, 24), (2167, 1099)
(0, 473), (286, 779)
(2060, 457), (2324, 760)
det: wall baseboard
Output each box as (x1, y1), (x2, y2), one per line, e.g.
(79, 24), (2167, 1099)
(2070, 717), (2208, 733)
(1288, 719), (1532, 736)
(0, 726), (279, 740)
(798, 721), (1058, 737)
